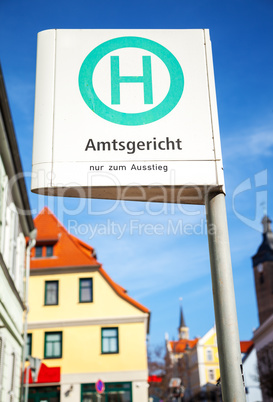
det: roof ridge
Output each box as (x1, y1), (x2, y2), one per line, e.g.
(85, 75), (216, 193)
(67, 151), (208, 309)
(99, 265), (150, 314)
(71, 234), (94, 253)
(69, 234), (99, 264)
(34, 207), (67, 232)
(35, 209), (98, 265)
(33, 209), (149, 317)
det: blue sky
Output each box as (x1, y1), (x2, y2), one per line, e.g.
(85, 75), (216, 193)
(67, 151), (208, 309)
(1, 0), (273, 348)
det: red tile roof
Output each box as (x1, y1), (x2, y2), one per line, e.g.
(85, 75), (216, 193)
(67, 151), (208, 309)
(31, 207), (150, 315)
(169, 338), (253, 355)
(169, 338), (199, 353)
(31, 207), (99, 268)
(240, 341), (253, 354)
(169, 339), (254, 356)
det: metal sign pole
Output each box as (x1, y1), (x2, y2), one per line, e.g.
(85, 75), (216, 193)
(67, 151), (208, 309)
(24, 365), (30, 402)
(205, 191), (246, 402)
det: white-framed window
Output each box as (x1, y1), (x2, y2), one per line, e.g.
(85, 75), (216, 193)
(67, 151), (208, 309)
(206, 348), (213, 361)
(0, 158), (8, 255)
(208, 368), (215, 381)
(16, 232), (26, 296)
(8, 205), (18, 278)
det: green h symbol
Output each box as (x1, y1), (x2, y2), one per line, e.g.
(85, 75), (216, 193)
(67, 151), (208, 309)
(111, 55), (153, 105)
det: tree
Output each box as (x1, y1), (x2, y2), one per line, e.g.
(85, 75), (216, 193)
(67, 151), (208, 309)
(148, 344), (173, 401)
(148, 343), (187, 401)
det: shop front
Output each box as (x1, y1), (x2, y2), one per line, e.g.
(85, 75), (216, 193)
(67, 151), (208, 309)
(81, 382), (132, 402)
(24, 362), (61, 402)
(28, 385), (60, 402)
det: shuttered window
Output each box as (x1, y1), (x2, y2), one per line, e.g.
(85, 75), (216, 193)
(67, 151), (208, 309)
(0, 159), (8, 255)
(9, 352), (16, 402)
(9, 207), (18, 278)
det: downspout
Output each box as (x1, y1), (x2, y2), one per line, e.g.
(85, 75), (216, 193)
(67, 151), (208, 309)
(20, 228), (37, 402)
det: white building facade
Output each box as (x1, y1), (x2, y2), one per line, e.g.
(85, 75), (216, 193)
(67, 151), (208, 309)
(242, 346), (263, 402)
(0, 65), (35, 401)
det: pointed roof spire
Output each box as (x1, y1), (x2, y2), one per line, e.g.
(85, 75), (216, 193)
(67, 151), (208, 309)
(178, 298), (189, 339)
(262, 215), (272, 234)
(179, 303), (186, 328)
(252, 215), (273, 265)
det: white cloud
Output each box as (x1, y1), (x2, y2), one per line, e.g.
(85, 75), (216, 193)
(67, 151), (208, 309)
(248, 131), (273, 156)
(223, 127), (273, 160)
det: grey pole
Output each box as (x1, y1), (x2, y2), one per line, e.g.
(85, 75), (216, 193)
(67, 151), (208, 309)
(205, 191), (246, 402)
(24, 365), (30, 402)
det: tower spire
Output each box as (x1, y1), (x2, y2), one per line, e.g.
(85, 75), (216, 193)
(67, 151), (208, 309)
(252, 215), (273, 325)
(262, 215), (272, 234)
(179, 304), (186, 328)
(178, 298), (189, 340)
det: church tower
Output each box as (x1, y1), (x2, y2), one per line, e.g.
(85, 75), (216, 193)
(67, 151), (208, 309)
(252, 215), (273, 325)
(178, 302), (189, 340)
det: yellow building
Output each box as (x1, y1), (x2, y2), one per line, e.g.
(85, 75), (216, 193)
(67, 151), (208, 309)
(166, 308), (221, 401)
(167, 309), (252, 401)
(184, 326), (220, 400)
(26, 207), (150, 402)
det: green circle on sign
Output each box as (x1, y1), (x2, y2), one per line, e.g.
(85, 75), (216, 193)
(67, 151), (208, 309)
(78, 36), (184, 126)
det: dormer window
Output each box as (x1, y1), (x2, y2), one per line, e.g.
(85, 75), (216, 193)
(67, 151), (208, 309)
(35, 246), (43, 257)
(46, 245), (54, 257)
(34, 244), (54, 258)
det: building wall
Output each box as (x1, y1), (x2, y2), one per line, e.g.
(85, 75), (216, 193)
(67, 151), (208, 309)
(196, 344), (206, 389)
(253, 315), (273, 402)
(28, 322), (147, 374)
(0, 159), (26, 300)
(28, 270), (145, 322)
(60, 371), (148, 402)
(185, 327), (220, 400)
(198, 328), (220, 387)
(0, 65), (35, 402)
(0, 157), (29, 402)
(243, 348), (263, 402)
(187, 350), (200, 396)
(27, 264), (149, 401)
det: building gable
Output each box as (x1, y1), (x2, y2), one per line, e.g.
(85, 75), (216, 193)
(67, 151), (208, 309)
(30, 207), (150, 319)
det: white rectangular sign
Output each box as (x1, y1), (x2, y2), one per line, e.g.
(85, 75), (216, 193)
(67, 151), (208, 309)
(31, 29), (224, 204)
